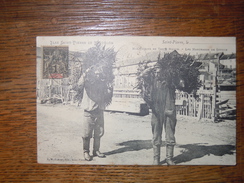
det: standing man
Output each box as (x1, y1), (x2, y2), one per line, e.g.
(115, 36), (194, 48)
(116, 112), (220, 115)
(138, 51), (200, 165)
(140, 64), (184, 165)
(77, 65), (113, 161)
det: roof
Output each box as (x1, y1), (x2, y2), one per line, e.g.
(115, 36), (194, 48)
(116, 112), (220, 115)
(197, 52), (223, 60)
(220, 53), (236, 60)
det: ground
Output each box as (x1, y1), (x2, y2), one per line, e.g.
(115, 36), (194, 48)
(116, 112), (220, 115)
(37, 103), (236, 165)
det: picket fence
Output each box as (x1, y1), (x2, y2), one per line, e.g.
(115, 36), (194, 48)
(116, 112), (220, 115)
(37, 79), (74, 104)
(175, 90), (213, 120)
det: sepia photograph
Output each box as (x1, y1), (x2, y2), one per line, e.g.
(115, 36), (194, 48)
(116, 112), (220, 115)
(36, 36), (236, 165)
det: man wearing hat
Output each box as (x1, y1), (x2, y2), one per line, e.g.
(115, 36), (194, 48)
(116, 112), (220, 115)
(141, 63), (183, 165)
(78, 66), (113, 161)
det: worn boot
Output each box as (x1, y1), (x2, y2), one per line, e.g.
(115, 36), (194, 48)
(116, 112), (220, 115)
(153, 145), (160, 165)
(93, 137), (106, 158)
(166, 145), (175, 165)
(83, 137), (92, 161)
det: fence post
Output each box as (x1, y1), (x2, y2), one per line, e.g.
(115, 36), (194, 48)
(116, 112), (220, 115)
(193, 97), (196, 117)
(211, 68), (217, 122)
(197, 94), (204, 121)
(49, 79), (52, 99)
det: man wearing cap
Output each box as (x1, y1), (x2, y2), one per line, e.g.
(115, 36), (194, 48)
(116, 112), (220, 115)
(141, 64), (184, 165)
(77, 66), (113, 161)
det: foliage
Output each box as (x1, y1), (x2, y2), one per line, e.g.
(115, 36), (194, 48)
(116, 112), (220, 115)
(79, 42), (117, 106)
(83, 42), (116, 73)
(137, 51), (201, 104)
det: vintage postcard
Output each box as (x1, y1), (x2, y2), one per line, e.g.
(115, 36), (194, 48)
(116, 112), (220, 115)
(37, 36), (236, 165)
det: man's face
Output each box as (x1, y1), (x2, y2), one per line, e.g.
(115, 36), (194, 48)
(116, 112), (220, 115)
(94, 68), (106, 81)
(155, 67), (161, 77)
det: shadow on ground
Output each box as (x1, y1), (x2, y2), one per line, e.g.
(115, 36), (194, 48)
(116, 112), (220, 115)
(172, 143), (236, 164)
(104, 140), (235, 165)
(104, 140), (155, 156)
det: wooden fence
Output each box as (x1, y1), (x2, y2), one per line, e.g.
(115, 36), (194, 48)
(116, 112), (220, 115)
(37, 79), (75, 104)
(175, 89), (236, 121)
(176, 90), (213, 120)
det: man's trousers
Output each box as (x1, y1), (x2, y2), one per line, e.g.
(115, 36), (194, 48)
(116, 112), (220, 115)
(151, 110), (177, 147)
(82, 109), (104, 153)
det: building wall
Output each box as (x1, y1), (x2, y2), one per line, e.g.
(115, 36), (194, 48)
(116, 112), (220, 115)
(220, 58), (236, 69)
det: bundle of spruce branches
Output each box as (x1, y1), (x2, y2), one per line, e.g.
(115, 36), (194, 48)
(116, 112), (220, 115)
(83, 42), (116, 107)
(137, 51), (201, 106)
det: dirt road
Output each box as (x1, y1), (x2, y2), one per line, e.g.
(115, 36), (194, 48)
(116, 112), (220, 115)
(37, 104), (236, 165)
